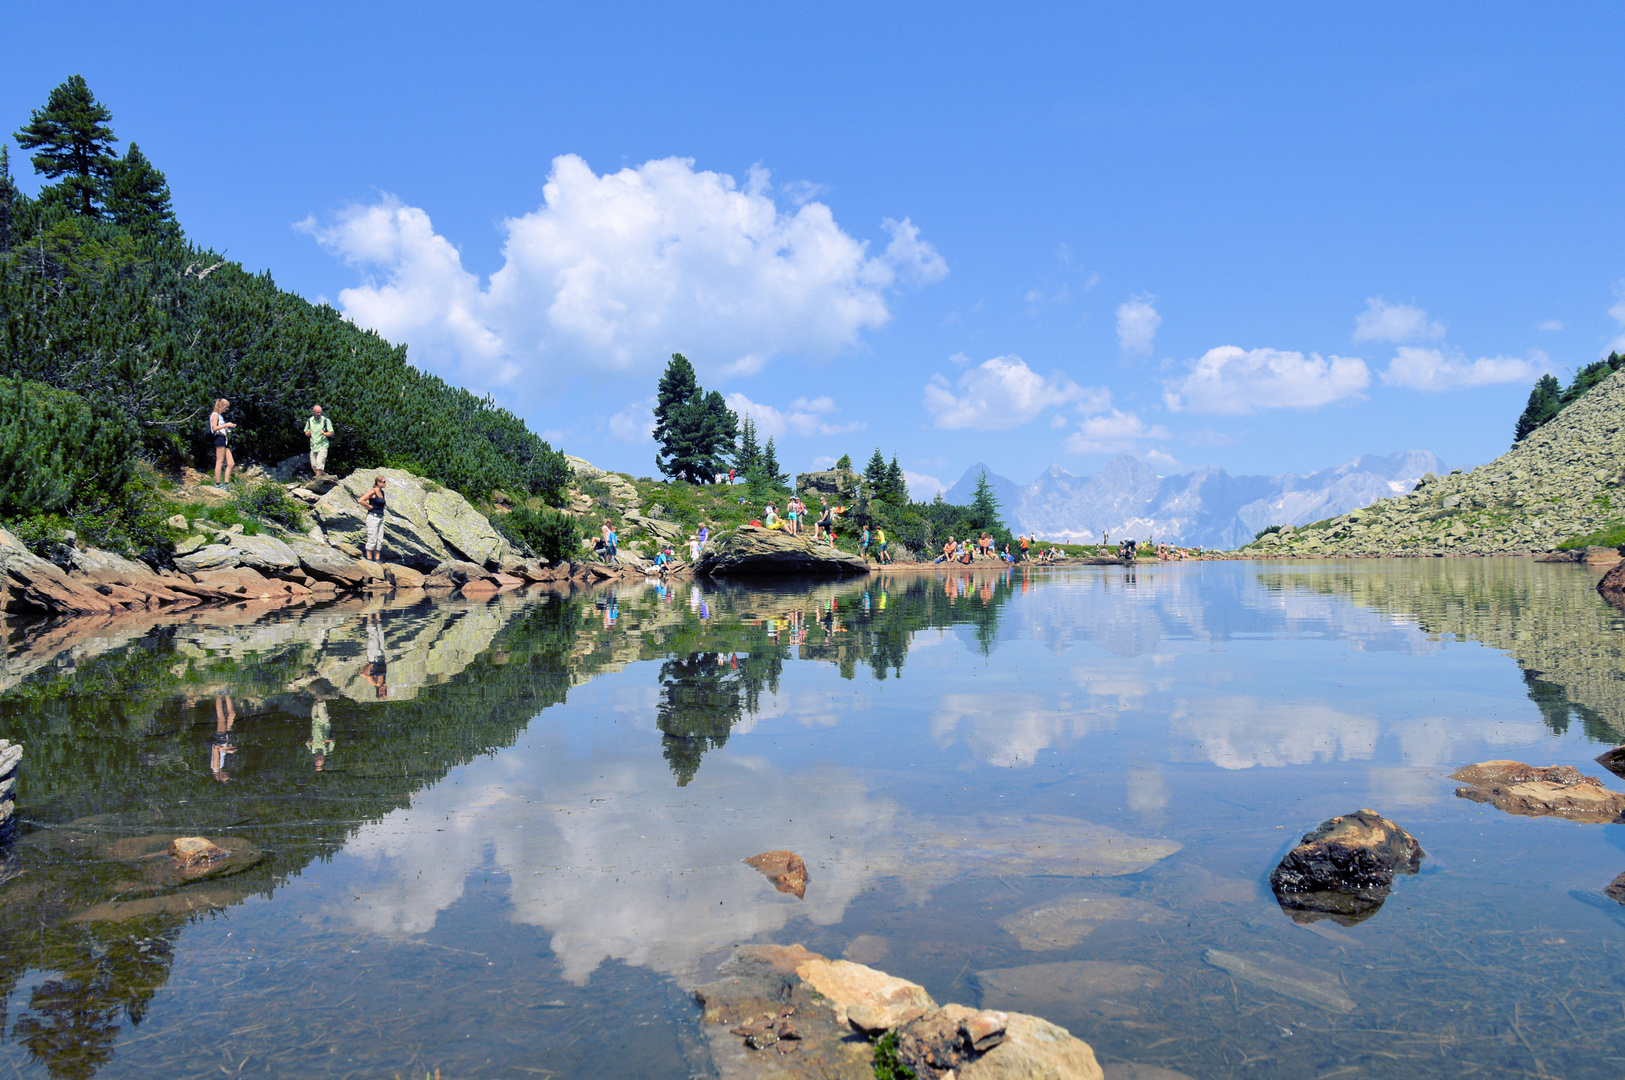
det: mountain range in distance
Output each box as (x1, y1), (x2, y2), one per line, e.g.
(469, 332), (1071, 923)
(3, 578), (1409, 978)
(942, 450), (1445, 549)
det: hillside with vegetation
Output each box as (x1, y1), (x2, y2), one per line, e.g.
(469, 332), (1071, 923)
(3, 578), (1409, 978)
(0, 76), (569, 557)
(1247, 365), (1625, 557)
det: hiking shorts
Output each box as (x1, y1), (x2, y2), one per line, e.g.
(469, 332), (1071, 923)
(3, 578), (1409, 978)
(365, 514), (385, 550)
(310, 446), (328, 473)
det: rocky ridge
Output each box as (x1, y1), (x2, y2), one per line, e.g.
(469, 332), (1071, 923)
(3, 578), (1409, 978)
(1249, 366), (1625, 556)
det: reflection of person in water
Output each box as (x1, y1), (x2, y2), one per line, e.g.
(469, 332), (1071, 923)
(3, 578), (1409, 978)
(361, 612), (388, 699)
(211, 694), (237, 782)
(306, 699), (334, 771)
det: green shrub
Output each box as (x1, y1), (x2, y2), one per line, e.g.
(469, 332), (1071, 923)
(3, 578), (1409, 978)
(7, 465), (182, 558)
(493, 505), (584, 563)
(1557, 518), (1625, 551)
(0, 378), (137, 519)
(872, 1030), (915, 1080)
(1254, 524), (1283, 540)
(231, 479), (306, 531)
(198, 503), (261, 536)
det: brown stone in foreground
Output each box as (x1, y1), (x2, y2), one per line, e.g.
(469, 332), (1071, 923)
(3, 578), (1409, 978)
(1604, 872), (1625, 905)
(170, 836), (228, 867)
(893, 1002), (1102, 1080)
(692, 944), (1101, 1080)
(1269, 809), (1424, 925)
(1451, 760), (1625, 824)
(745, 850), (808, 898)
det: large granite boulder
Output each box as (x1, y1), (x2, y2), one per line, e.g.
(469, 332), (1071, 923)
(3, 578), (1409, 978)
(284, 538), (377, 589)
(174, 534), (301, 574)
(312, 469), (514, 571)
(796, 468), (861, 500)
(1601, 560), (1625, 608)
(694, 526), (870, 578)
(1451, 760), (1625, 823)
(1268, 809), (1424, 924)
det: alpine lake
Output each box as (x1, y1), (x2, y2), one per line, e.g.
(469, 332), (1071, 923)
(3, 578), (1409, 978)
(1, 557), (1624, 1080)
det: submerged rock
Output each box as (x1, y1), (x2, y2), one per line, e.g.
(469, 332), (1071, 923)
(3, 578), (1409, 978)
(996, 895), (1172, 951)
(694, 526), (870, 578)
(1605, 872), (1625, 905)
(1451, 760), (1625, 824)
(1269, 809), (1424, 924)
(976, 960), (1164, 1023)
(1202, 948), (1355, 1014)
(744, 850), (808, 898)
(100, 833), (265, 887)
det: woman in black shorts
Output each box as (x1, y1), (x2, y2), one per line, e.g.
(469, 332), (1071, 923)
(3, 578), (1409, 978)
(209, 398), (236, 484)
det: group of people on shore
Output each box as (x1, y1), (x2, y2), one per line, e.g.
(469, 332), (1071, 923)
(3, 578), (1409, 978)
(756, 494), (848, 544)
(209, 398), (386, 560)
(207, 399), (337, 486)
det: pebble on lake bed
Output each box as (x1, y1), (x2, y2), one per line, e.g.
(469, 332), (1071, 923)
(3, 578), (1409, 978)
(743, 849), (808, 898)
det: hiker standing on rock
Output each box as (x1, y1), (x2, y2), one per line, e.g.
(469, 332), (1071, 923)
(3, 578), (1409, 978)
(303, 404), (334, 478)
(209, 398), (236, 485)
(357, 476), (388, 561)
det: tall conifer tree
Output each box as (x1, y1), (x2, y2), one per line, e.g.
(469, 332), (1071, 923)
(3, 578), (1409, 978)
(760, 437), (788, 495)
(0, 147), (15, 254)
(864, 447), (888, 494)
(16, 75), (118, 218)
(652, 353), (737, 483)
(106, 143), (180, 240)
(885, 456), (907, 503)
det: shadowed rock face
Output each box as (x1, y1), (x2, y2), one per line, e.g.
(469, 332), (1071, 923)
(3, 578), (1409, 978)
(1451, 760), (1625, 824)
(694, 526), (870, 578)
(1269, 809), (1424, 925)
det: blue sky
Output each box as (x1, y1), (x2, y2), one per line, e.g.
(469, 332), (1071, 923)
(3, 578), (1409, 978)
(6, 4), (1624, 495)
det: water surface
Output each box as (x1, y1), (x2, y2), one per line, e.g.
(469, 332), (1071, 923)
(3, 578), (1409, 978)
(1, 559), (1624, 1079)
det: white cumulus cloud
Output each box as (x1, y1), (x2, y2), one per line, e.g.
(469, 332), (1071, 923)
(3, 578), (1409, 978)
(726, 393), (863, 439)
(1380, 346), (1548, 391)
(1116, 294), (1161, 356)
(301, 155), (947, 395)
(1064, 409), (1170, 455)
(923, 355), (1110, 430)
(1353, 297), (1446, 343)
(607, 398), (656, 442)
(904, 471), (946, 500)
(1163, 346), (1370, 414)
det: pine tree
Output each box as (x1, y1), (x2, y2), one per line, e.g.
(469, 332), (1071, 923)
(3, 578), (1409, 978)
(864, 448), (888, 494)
(760, 437), (788, 495)
(1513, 373), (1562, 444)
(105, 143), (180, 240)
(0, 147), (15, 254)
(652, 353), (736, 483)
(967, 470), (1004, 534)
(736, 416), (760, 481)
(16, 75), (118, 218)
(884, 456), (907, 503)
(835, 453), (853, 471)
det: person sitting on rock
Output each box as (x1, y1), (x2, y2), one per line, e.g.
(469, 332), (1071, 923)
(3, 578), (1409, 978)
(935, 537), (958, 564)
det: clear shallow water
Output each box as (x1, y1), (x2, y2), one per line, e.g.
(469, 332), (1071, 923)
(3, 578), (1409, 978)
(0, 560), (1623, 1078)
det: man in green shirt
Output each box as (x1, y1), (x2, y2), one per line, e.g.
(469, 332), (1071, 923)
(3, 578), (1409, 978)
(303, 404), (334, 477)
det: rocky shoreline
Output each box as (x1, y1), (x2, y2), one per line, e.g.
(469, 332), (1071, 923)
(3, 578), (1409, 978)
(1247, 367), (1625, 559)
